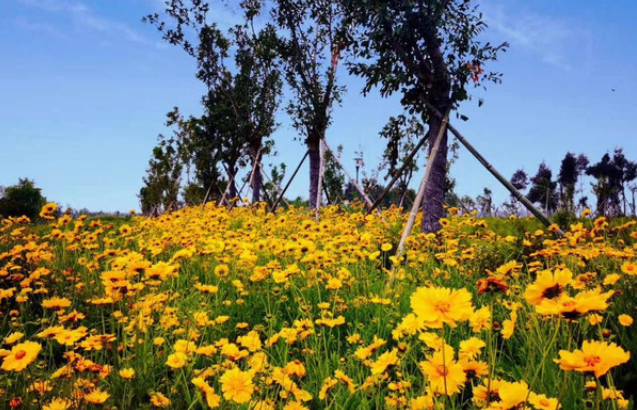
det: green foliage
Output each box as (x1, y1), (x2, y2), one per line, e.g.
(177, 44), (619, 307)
(139, 137), (183, 215)
(145, 1), (283, 204)
(0, 178), (47, 220)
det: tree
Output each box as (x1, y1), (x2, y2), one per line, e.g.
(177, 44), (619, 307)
(586, 149), (637, 217)
(611, 148), (637, 215)
(322, 145), (346, 204)
(503, 169), (528, 216)
(378, 115), (424, 207)
(139, 139), (183, 215)
(271, 0), (345, 209)
(527, 162), (558, 215)
(145, 1), (282, 203)
(476, 187), (493, 217)
(343, 0), (507, 232)
(557, 152), (578, 213)
(0, 178), (47, 220)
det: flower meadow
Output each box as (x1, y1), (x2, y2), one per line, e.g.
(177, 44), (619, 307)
(1, 203), (636, 410)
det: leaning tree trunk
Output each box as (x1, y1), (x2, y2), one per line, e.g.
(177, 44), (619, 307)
(308, 130), (321, 210)
(421, 99), (450, 233)
(228, 165), (238, 201)
(251, 143), (263, 204)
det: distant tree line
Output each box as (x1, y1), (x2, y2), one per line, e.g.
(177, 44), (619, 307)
(454, 149), (637, 218)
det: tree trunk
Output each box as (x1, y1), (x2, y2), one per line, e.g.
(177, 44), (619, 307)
(228, 165), (238, 200)
(308, 131), (321, 209)
(251, 145), (263, 204)
(421, 102), (449, 233)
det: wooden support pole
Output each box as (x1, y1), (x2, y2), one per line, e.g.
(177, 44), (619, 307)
(366, 130), (431, 215)
(322, 139), (381, 216)
(258, 163), (291, 208)
(390, 110), (450, 283)
(423, 101), (564, 237)
(270, 150), (309, 212)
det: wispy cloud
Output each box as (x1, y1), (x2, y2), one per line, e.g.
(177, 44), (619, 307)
(481, 1), (592, 71)
(14, 16), (69, 40)
(16, 0), (149, 45)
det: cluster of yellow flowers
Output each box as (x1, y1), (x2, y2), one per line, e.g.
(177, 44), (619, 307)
(0, 202), (635, 409)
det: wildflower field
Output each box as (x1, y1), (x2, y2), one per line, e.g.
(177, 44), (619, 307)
(1, 203), (636, 410)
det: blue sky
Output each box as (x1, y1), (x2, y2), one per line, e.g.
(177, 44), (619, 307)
(1, 0), (637, 213)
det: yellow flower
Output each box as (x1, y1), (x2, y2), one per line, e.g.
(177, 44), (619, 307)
(459, 337), (486, 360)
(284, 401), (310, 410)
(529, 393), (561, 410)
(42, 398), (72, 410)
(618, 314), (633, 327)
(237, 331), (262, 352)
(535, 288), (614, 319)
(603, 273), (621, 286)
(219, 367), (254, 404)
(84, 388), (110, 404)
(524, 268), (572, 306)
(319, 377), (338, 400)
(315, 316), (346, 328)
(620, 261), (637, 276)
(410, 285), (474, 328)
(3, 332), (24, 345)
(370, 349), (400, 375)
(419, 350), (466, 396)
(166, 352), (188, 369)
(1, 340), (41, 372)
(42, 296), (72, 310)
(469, 306), (492, 333)
(119, 368), (135, 379)
(556, 340), (630, 377)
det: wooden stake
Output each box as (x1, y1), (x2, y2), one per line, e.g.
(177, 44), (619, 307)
(366, 130), (431, 215)
(270, 150), (309, 212)
(322, 139), (382, 216)
(259, 163), (291, 208)
(389, 110), (450, 283)
(423, 101), (565, 236)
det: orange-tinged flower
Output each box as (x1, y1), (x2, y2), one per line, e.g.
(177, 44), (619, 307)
(620, 261), (637, 276)
(410, 286), (474, 328)
(219, 367), (254, 404)
(1, 340), (41, 372)
(556, 340), (630, 377)
(150, 392), (171, 407)
(618, 314), (633, 327)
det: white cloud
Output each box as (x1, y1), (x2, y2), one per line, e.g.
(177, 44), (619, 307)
(16, 0), (149, 45)
(480, 1), (592, 71)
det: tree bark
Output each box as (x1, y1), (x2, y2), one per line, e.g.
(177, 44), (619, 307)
(308, 131), (321, 209)
(251, 144), (263, 204)
(421, 100), (450, 233)
(228, 165), (238, 200)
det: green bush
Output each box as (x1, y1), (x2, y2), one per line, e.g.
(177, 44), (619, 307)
(0, 178), (47, 220)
